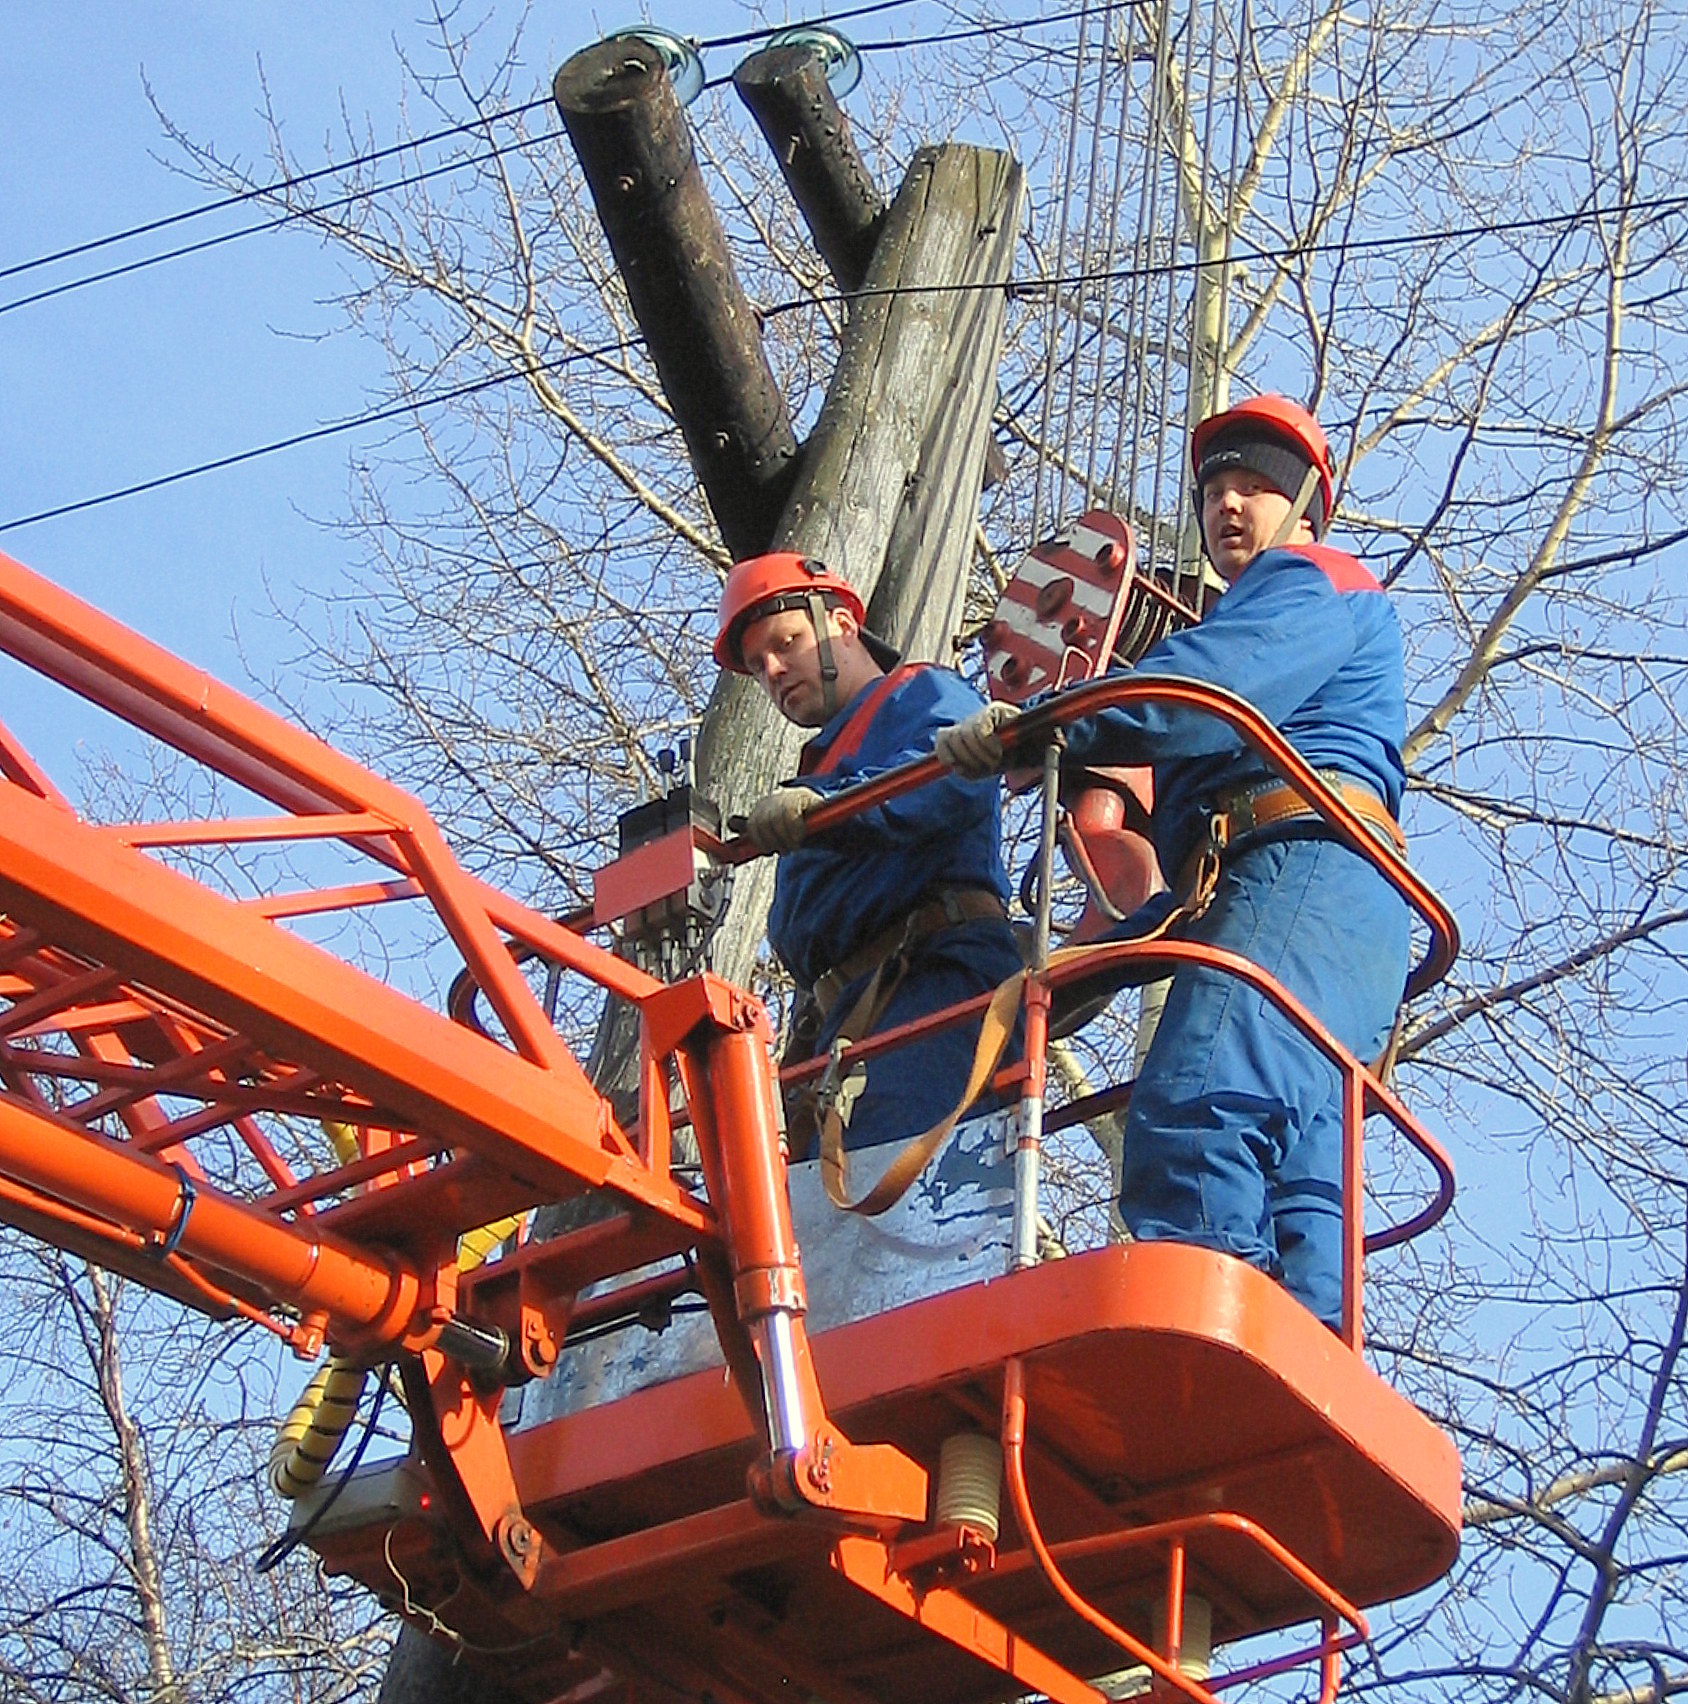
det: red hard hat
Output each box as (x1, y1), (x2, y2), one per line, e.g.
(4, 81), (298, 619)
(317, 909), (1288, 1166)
(1190, 394), (1335, 537)
(714, 551), (865, 671)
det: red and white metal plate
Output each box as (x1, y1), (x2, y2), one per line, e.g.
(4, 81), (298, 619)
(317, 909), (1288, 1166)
(980, 509), (1137, 706)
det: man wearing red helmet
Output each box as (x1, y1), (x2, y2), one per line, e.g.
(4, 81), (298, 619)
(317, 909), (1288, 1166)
(717, 553), (1023, 1166)
(939, 397), (1410, 1329)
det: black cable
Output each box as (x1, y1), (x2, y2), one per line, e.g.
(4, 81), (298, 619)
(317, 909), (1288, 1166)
(0, 102), (551, 286)
(0, 335), (640, 533)
(856, 2), (1098, 51)
(695, 0), (929, 51)
(2, 6), (1081, 317)
(255, 1362), (392, 1574)
(4, 178), (1672, 534)
(0, 0), (933, 289)
(757, 191), (1688, 320)
(0, 126), (567, 321)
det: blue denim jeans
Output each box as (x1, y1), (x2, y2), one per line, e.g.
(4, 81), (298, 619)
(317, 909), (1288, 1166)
(1119, 835), (1410, 1327)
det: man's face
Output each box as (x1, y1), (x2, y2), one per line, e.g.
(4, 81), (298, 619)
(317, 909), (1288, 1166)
(739, 605), (847, 727)
(1200, 468), (1307, 582)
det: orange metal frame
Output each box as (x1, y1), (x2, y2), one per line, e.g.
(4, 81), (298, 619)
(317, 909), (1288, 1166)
(0, 545), (1460, 1701)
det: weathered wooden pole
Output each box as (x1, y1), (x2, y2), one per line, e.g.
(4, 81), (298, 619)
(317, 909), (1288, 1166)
(734, 43), (1008, 489)
(732, 43), (886, 291)
(553, 37), (799, 559)
(694, 143), (1023, 987)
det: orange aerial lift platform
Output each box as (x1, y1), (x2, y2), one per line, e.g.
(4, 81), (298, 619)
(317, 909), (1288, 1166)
(0, 543), (1460, 1703)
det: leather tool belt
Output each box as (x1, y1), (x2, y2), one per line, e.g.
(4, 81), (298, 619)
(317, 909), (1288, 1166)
(1217, 771), (1406, 858)
(1171, 770), (1406, 932)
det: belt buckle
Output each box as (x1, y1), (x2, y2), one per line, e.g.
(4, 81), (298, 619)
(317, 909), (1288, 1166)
(814, 1037), (850, 1118)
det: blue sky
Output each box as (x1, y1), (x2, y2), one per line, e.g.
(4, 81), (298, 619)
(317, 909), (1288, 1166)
(0, 2), (774, 788)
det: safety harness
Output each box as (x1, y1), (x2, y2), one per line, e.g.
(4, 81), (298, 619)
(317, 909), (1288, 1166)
(784, 665), (1018, 1204)
(814, 768), (1407, 1219)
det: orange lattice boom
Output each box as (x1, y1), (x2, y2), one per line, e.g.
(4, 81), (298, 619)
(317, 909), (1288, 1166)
(0, 543), (1465, 1704)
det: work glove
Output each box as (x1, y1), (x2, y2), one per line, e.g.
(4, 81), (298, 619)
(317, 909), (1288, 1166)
(934, 700), (1022, 779)
(745, 785), (824, 852)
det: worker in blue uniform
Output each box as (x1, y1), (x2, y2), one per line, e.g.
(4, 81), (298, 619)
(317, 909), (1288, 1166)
(717, 552), (1023, 1168)
(937, 396), (1409, 1327)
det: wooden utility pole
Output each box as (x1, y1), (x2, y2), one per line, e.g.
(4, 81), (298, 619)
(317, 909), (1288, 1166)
(693, 140), (1021, 985)
(733, 43), (887, 291)
(550, 31), (1021, 989)
(553, 37), (800, 559)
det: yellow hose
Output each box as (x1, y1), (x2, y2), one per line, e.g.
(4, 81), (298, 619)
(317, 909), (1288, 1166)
(268, 1125), (528, 1499)
(269, 1357), (368, 1499)
(456, 1213), (526, 1269)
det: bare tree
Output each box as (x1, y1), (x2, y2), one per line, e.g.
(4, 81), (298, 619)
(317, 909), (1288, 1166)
(0, 1243), (389, 1703)
(0, 0), (1677, 1699)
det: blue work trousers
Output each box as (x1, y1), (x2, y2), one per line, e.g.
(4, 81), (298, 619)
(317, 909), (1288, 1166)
(1120, 835), (1409, 1327)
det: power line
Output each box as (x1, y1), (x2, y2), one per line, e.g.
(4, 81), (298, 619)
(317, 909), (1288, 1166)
(757, 191), (1688, 319)
(0, 101), (551, 287)
(856, 2), (1097, 52)
(0, 0), (935, 289)
(7, 186), (1677, 534)
(5, 3), (1071, 319)
(0, 338), (639, 534)
(692, 0), (930, 51)
(0, 126), (566, 320)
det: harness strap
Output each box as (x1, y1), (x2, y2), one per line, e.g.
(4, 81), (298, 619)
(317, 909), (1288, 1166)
(820, 967), (1026, 1215)
(801, 662), (930, 777)
(812, 886), (1008, 1018)
(807, 590), (840, 721)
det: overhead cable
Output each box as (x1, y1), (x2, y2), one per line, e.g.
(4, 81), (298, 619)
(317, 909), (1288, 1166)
(0, 128), (565, 319)
(0, 0), (936, 287)
(756, 191), (1688, 320)
(5, 184), (1675, 534)
(0, 337), (639, 534)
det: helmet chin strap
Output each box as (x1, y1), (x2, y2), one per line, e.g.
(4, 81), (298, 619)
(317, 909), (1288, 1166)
(807, 590), (840, 720)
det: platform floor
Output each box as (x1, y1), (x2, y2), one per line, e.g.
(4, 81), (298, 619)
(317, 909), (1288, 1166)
(318, 1232), (1460, 1704)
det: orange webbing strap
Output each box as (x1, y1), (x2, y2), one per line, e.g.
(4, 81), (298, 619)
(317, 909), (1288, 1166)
(817, 865), (1228, 1218)
(818, 811), (1415, 1216)
(820, 966), (1026, 1216)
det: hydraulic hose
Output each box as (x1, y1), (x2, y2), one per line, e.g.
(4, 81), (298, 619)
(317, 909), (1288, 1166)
(268, 1124), (527, 1501)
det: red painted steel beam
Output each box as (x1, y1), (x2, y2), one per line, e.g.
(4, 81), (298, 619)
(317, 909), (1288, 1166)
(0, 548), (659, 1012)
(0, 778), (713, 1240)
(0, 1092), (418, 1343)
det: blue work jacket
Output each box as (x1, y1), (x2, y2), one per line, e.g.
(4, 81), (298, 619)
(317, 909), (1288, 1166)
(1060, 544), (1406, 876)
(767, 666), (1013, 991)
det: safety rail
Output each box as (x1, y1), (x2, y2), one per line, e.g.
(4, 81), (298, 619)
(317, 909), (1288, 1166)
(717, 672), (1458, 998)
(1000, 1357), (1366, 1704)
(720, 670), (1459, 1351)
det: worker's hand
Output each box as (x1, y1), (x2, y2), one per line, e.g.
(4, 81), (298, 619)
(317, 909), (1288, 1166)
(934, 701), (1021, 779)
(745, 785), (824, 852)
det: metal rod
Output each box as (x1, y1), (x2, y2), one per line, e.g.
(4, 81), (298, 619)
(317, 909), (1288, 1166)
(1013, 739), (1065, 1271)
(757, 1311), (810, 1455)
(436, 1314), (511, 1376)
